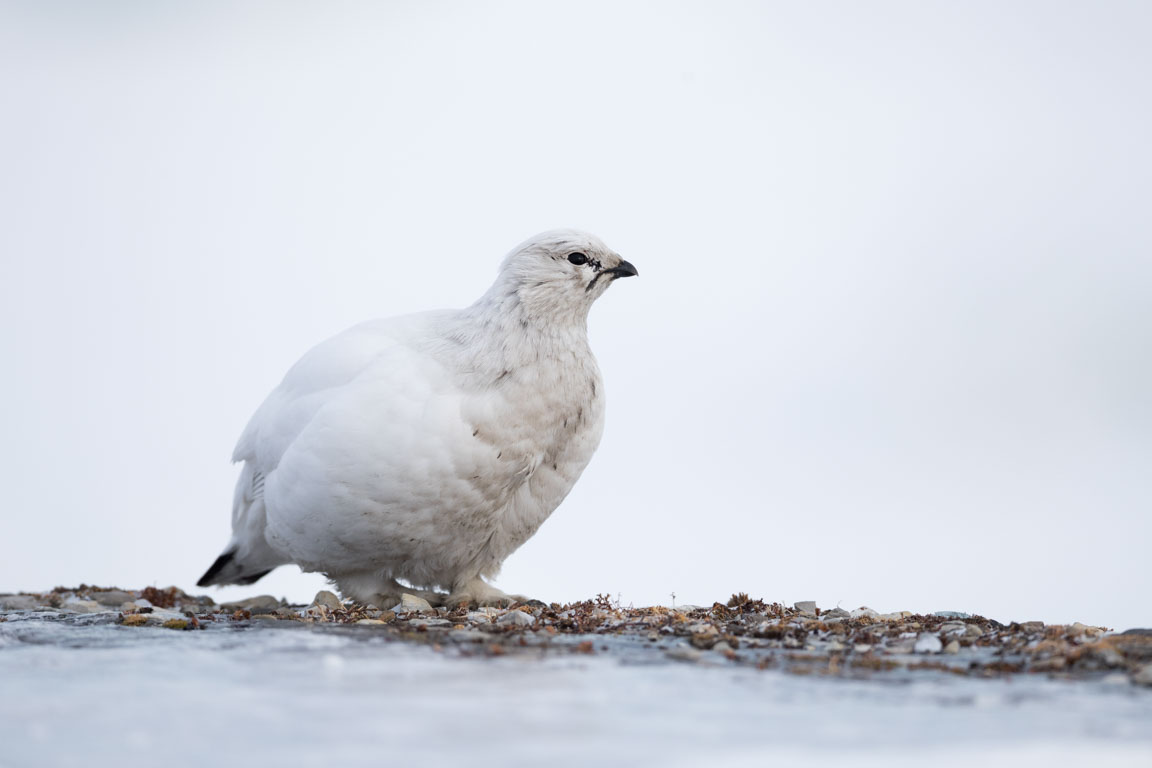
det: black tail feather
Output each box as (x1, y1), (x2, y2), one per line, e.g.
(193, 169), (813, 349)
(234, 569), (273, 585)
(196, 551), (235, 587)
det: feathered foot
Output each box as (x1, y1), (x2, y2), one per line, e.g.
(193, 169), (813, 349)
(332, 573), (445, 609)
(445, 578), (534, 608)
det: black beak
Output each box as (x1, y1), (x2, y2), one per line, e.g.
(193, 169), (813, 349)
(587, 259), (639, 292)
(606, 260), (638, 279)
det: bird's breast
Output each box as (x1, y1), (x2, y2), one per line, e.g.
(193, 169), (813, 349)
(464, 359), (604, 483)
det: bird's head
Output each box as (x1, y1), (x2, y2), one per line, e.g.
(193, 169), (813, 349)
(489, 229), (638, 322)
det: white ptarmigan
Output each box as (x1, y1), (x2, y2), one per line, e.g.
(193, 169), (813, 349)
(197, 230), (637, 607)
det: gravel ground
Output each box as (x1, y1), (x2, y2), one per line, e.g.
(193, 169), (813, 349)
(2, 586), (1150, 768)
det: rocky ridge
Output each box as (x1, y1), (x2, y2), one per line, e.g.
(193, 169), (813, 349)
(2, 586), (1150, 687)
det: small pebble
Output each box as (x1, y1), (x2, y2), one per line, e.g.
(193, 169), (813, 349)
(62, 599), (104, 614)
(915, 633), (943, 654)
(0, 595), (43, 611)
(1129, 665), (1152, 686)
(793, 601), (817, 613)
(310, 591), (343, 611)
(92, 590), (136, 607)
(888, 637), (916, 654)
(496, 610), (535, 627)
(448, 629), (488, 643)
(666, 646), (703, 663)
(221, 595), (279, 612)
(691, 631), (722, 650)
(943, 640), (961, 654)
(398, 594), (434, 613)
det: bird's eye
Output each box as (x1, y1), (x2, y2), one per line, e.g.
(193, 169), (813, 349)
(568, 253), (588, 265)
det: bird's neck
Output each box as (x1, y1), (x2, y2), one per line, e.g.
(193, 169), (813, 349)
(447, 285), (592, 374)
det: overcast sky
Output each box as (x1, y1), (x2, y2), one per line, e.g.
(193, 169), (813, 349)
(1, 1), (1149, 629)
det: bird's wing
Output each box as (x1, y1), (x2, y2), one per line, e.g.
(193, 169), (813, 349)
(232, 312), (450, 474)
(258, 339), (528, 574)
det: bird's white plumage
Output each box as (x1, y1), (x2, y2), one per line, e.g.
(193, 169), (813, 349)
(201, 230), (635, 606)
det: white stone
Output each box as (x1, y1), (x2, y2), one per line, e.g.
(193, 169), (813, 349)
(850, 607), (879, 619)
(92, 590), (135, 606)
(399, 594), (433, 613)
(0, 595), (43, 611)
(62, 598), (105, 614)
(496, 610), (535, 627)
(222, 595), (279, 611)
(914, 633), (943, 653)
(943, 640), (961, 654)
(793, 601), (817, 613)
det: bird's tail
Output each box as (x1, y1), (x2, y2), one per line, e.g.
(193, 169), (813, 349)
(196, 548), (275, 587)
(197, 462), (286, 587)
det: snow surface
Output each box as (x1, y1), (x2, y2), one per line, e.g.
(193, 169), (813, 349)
(1, 614), (1150, 768)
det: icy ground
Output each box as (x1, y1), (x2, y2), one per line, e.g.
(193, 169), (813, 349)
(2, 613), (1150, 768)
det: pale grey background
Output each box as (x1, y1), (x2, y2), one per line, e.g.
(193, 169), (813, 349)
(1, 2), (1149, 629)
